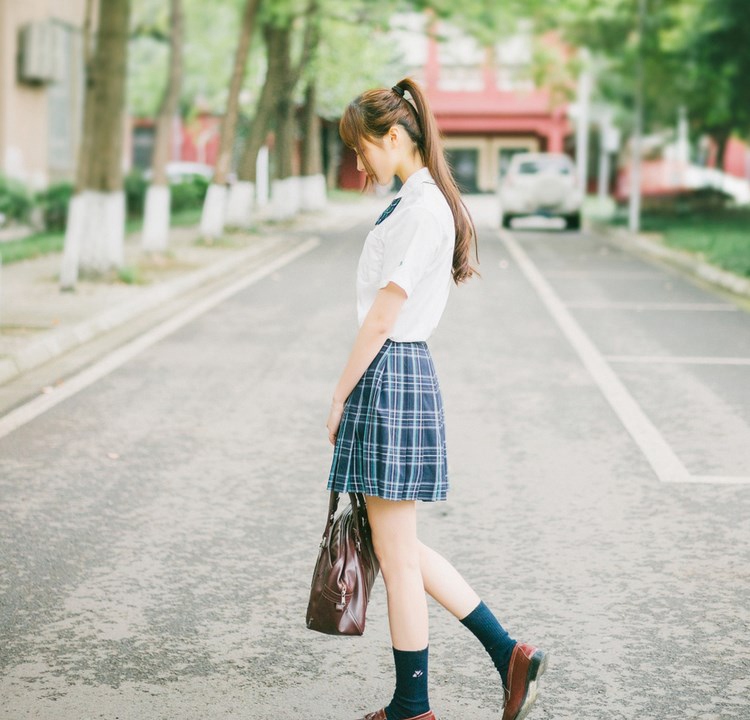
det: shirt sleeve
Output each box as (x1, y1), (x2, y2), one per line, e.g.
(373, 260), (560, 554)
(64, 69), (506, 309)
(379, 207), (443, 297)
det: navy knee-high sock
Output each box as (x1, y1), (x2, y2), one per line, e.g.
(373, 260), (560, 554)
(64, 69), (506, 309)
(460, 601), (517, 688)
(385, 647), (430, 720)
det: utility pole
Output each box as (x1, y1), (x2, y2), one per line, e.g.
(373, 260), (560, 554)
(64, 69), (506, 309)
(629, 0), (646, 233)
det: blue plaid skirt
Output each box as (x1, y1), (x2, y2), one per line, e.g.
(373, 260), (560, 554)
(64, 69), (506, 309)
(327, 339), (448, 502)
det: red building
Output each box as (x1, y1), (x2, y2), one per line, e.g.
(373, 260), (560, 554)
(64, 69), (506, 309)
(339, 16), (572, 192)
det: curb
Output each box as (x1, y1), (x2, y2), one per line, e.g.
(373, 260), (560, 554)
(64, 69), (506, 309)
(596, 223), (750, 300)
(0, 233), (287, 387)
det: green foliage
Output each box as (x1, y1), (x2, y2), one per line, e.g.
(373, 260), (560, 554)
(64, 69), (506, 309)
(124, 171), (209, 218)
(0, 175), (33, 224)
(0, 231), (64, 264)
(170, 176), (209, 211)
(35, 182), (75, 231)
(643, 208), (750, 278)
(537, 0), (750, 148)
(124, 171), (149, 218)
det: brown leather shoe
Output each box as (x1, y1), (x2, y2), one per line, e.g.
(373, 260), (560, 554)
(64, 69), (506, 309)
(501, 642), (548, 720)
(357, 711), (436, 720)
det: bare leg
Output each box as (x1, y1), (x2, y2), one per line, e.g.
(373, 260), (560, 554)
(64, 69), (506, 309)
(366, 496), (428, 650)
(418, 540), (480, 619)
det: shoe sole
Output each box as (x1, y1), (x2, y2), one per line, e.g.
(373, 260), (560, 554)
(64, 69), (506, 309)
(514, 649), (548, 720)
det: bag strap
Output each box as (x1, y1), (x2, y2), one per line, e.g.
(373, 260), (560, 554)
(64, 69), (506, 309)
(320, 491), (370, 548)
(319, 491), (340, 548)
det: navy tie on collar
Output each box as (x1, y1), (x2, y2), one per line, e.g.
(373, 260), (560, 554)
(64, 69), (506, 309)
(375, 197), (401, 226)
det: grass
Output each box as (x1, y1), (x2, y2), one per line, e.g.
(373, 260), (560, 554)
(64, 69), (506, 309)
(636, 208), (750, 279)
(0, 231), (64, 264)
(0, 207), (204, 265)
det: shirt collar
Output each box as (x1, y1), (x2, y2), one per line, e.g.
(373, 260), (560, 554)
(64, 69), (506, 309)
(396, 167), (432, 197)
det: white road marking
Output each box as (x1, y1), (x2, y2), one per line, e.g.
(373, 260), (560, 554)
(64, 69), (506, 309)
(566, 301), (737, 312)
(500, 229), (750, 485)
(606, 355), (750, 366)
(544, 270), (662, 279)
(0, 237), (320, 440)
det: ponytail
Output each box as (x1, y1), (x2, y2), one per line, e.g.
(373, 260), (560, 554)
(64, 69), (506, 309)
(340, 77), (479, 285)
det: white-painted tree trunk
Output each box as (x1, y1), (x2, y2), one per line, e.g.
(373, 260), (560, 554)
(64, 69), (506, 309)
(60, 193), (85, 289)
(270, 176), (302, 221)
(226, 180), (255, 228)
(256, 146), (270, 206)
(142, 185), (171, 252)
(72, 191), (125, 275)
(200, 183), (228, 239)
(300, 174), (327, 211)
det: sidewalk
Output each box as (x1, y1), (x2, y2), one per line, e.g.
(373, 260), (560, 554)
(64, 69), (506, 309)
(0, 198), (380, 391)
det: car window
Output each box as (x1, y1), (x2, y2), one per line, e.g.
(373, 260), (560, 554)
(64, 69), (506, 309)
(518, 162), (539, 174)
(515, 157), (573, 175)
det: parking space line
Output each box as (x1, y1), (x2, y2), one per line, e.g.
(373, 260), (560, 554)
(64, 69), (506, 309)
(0, 237), (320, 441)
(501, 229), (694, 484)
(566, 301), (737, 312)
(606, 355), (750, 366)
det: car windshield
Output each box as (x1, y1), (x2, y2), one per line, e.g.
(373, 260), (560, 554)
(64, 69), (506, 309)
(517, 158), (572, 175)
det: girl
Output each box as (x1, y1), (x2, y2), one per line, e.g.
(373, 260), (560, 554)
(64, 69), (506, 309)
(325, 78), (548, 720)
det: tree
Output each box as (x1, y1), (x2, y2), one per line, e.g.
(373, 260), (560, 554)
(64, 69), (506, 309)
(200, 0), (262, 240)
(142, 0), (184, 252)
(61, 0), (131, 289)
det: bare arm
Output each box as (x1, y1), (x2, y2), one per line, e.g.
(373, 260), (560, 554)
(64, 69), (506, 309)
(327, 282), (407, 444)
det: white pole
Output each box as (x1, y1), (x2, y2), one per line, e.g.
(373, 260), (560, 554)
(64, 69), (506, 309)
(629, 0), (646, 234)
(576, 48), (592, 197)
(598, 108), (612, 200)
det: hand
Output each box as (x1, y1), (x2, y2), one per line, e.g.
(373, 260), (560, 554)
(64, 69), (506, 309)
(326, 400), (345, 445)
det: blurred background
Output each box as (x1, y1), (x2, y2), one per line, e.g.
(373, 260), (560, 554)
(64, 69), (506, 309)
(0, 0), (748, 280)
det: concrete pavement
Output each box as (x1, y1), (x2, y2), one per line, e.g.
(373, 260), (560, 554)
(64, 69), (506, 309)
(1, 196), (749, 719)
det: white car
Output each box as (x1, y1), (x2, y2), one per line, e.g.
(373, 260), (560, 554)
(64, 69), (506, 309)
(499, 152), (583, 230)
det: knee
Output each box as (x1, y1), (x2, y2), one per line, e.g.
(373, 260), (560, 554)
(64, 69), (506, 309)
(372, 535), (421, 582)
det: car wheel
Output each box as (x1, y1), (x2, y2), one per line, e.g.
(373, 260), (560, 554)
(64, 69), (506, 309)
(565, 212), (581, 231)
(502, 214), (515, 229)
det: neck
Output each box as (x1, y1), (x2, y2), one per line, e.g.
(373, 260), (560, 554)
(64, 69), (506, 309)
(396, 155), (426, 184)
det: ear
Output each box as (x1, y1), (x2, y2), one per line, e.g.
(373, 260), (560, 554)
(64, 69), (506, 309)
(387, 125), (400, 146)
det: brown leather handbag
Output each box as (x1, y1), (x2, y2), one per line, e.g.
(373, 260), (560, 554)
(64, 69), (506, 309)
(306, 491), (380, 636)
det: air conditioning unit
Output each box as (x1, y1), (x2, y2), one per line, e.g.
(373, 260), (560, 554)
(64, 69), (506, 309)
(18, 21), (66, 85)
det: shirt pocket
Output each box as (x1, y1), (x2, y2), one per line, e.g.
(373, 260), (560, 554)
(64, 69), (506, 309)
(357, 228), (385, 286)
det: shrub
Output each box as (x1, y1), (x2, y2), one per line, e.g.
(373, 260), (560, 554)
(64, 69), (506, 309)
(35, 182), (75, 231)
(171, 176), (209, 212)
(124, 171), (148, 219)
(0, 175), (33, 224)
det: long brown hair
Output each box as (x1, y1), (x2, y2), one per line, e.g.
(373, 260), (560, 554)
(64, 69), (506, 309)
(339, 77), (478, 285)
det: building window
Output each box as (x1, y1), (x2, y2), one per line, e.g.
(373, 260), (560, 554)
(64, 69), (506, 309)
(437, 24), (484, 92)
(47, 23), (83, 179)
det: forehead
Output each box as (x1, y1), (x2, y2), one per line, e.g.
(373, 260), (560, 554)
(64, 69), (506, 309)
(359, 136), (384, 151)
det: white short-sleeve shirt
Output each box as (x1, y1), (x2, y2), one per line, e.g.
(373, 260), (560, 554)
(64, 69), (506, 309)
(356, 167), (455, 342)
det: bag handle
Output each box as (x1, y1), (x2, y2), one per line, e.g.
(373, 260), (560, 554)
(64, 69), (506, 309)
(319, 491), (369, 548)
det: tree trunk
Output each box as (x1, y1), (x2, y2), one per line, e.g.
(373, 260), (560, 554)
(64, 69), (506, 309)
(74, 0), (97, 193)
(237, 23), (286, 184)
(143, 0), (184, 252)
(300, 81), (321, 177)
(213, 0), (261, 185)
(62, 0), (130, 284)
(85, 0), (129, 192)
(300, 80), (326, 211)
(201, 0), (261, 239)
(268, 2), (321, 220)
(151, 0), (184, 187)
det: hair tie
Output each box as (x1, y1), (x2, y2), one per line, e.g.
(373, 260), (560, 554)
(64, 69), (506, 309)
(392, 85), (405, 98)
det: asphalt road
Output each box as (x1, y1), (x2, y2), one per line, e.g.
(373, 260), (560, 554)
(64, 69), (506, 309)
(1, 197), (749, 720)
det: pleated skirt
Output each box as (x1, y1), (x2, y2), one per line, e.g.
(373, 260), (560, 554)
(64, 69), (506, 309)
(327, 339), (448, 502)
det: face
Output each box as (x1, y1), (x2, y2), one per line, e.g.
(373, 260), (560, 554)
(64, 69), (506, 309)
(356, 135), (397, 186)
